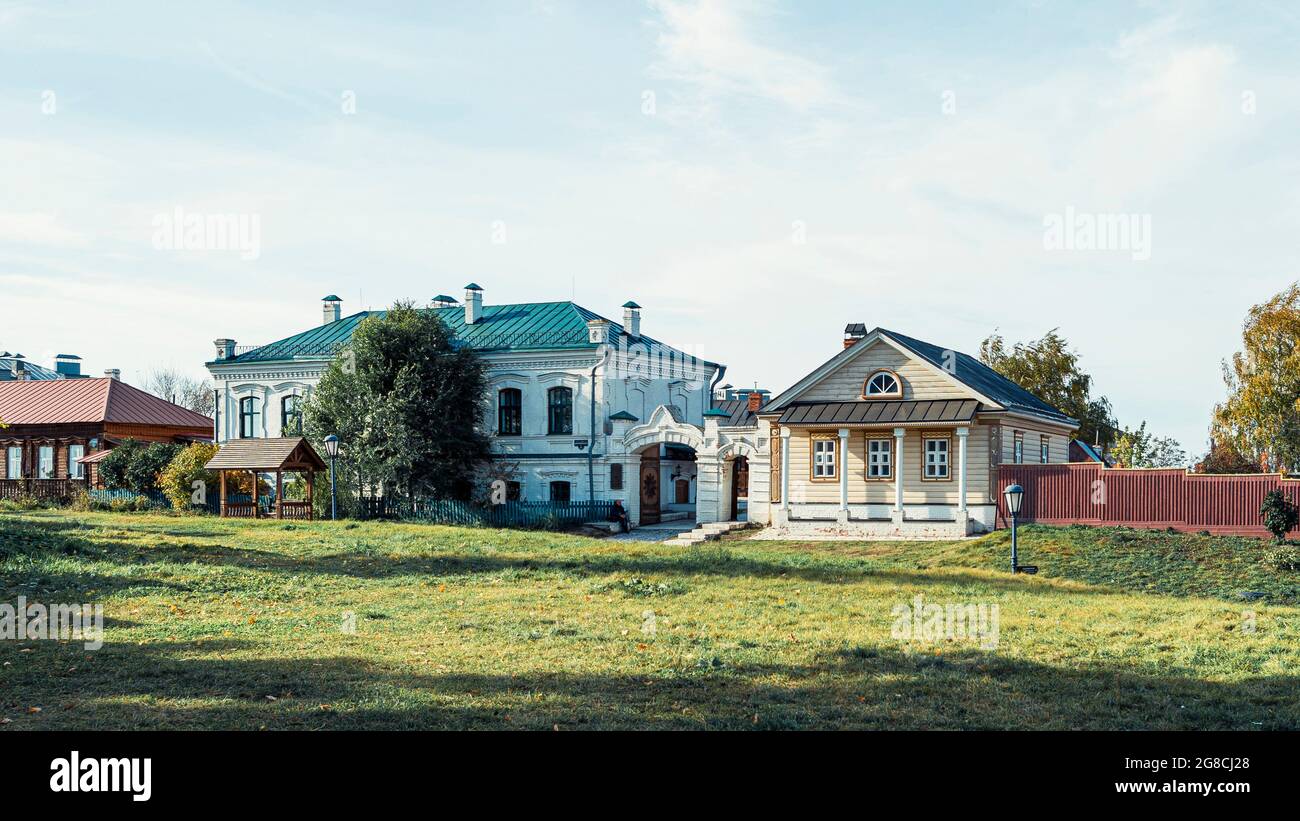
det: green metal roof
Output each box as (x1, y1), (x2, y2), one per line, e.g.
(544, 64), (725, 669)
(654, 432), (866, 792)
(622, 300), (642, 309)
(212, 301), (720, 369)
(321, 294), (341, 301)
(703, 407), (731, 417)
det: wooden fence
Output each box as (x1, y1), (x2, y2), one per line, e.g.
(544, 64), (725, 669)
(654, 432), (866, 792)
(996, 463), (1300, 537)
(360, 497), (616, 529)
(0, 478), (85, 502)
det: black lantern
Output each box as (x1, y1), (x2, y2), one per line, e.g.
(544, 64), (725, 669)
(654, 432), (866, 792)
(1003, 483), (1029, 573)
(323, 435), (340, 521)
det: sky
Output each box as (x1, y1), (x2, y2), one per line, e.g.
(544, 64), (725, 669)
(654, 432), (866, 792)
(3, 0), (1299, 456)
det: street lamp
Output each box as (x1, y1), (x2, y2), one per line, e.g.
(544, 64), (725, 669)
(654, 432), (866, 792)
(323, 435), (340, 521)
(1002, 483), (1030, 574)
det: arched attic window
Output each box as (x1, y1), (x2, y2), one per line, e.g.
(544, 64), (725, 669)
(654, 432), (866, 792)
(862, 369), (903, 399)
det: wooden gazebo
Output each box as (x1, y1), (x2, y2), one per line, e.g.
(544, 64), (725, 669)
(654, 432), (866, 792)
(204, 437), (327, 519)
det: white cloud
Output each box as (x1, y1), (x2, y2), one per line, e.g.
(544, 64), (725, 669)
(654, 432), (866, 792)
(646, 0), (839, 112)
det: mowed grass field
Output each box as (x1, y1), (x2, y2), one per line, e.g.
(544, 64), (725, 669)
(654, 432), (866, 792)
(1, 510), (1298, 730)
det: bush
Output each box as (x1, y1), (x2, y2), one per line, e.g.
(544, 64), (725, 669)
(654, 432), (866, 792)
(99, 439), (184, 495)
(1259, 490), (1299, 543)
(1263, 546), (1300, 571)
(159, 442), (219, 511)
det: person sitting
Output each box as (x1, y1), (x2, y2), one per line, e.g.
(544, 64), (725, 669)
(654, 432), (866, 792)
(609, 500), (630, 533)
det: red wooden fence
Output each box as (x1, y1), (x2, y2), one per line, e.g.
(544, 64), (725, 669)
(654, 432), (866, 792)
(996, 464), (1300, 537)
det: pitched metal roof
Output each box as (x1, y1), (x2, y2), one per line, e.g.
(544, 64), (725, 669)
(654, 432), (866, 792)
(765, 328), (1076, 426)
(0, 357), (59, 381)
(777, 399), (981, 426)
(711, 398), (761, 427)
(215, 301), (719, 369)
(205, 437), (326, 471)
(0, 378), (213, 428)
(877, 329), (1074, 424)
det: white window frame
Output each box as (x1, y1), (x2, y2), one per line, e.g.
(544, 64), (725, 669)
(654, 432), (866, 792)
(811, 435), (838, 480)
(922, 435), (950, 480)
(38, 445), (54, 479)
(867, 437), (892, 479)
(1040, 435), (1050, 464)
(1013, 431), (1024, 464)
(6, 446), (20, 479)
(68, 444), (85, 479)
(863, 369), (903, 398)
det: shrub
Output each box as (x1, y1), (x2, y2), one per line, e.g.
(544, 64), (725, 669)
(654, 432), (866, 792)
(1263, 547), (1300, 571)
(1259, 490), (1299, 543)
(159, 442), (219, 511)
(99, 439), (183, 494)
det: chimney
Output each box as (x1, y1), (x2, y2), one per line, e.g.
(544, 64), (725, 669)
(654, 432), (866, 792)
(844, 323), (867, 349)
(322, 294), (342, 325)
(432, 294), (459, 309)
(623, 301), (642, 339)
(586, 318), (611, 345)
(55, 354), (82, 378)
(11, 355), (25, 380)
(747, 391), (763, 413)
(464, 283), (483, 325)
(104, 369), (121, 381)
(214, 339), (236, 360)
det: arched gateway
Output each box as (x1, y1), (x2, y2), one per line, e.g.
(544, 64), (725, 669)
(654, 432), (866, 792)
(608, 405), (759, 529)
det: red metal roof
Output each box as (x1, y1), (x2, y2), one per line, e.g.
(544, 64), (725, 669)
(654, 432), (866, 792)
(0, 378), (212, 429)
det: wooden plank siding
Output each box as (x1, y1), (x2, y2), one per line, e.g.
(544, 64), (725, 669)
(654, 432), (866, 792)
(799, 341), (957, 403)
(779, 423), (993, 505)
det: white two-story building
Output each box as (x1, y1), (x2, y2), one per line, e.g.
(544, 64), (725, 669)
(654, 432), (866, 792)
(206, 286), (736, 524)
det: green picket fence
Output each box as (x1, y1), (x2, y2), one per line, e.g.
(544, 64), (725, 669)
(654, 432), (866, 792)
(360, 497), (615, 529)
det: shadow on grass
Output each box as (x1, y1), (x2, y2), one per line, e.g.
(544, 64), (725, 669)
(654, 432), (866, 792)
(3, 638), (1296, 731)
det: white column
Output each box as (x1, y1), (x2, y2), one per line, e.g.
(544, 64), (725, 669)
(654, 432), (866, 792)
(956, 426), (969, 512)
(838, 427), (850, 511)
(893, 427), (906, 512)
(780, 426), (791, 512)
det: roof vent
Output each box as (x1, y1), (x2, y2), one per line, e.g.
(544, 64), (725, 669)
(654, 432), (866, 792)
(432, 294), (459, 308)
(55, 354), (82, 378)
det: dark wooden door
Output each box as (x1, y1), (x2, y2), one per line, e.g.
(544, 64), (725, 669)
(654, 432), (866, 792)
(640, 452), (660, 525)
(730, 456), (749, 520)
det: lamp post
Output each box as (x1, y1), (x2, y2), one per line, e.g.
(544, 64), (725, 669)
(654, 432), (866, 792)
(1003, 483), (1024, 573)
(323, 435), (340, 521)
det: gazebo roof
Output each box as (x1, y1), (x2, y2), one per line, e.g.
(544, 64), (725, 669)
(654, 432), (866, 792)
(205, 437), (326, 472)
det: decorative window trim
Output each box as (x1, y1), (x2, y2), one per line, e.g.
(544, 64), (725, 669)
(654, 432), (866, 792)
(497, 387), (523, 436)
(281, 394), (303, 436)
(67, 444), (85, 479)
(861, 368), (903, 399)
(920, 431), (952, 482)
(770, 424), (782, 502)
(1013, 431), (1024, 464)
(809, 432), (839, 482)
(546, 386), (574, 436)
(1040, 435), (1050, 464)
(864, 433), (893, 481)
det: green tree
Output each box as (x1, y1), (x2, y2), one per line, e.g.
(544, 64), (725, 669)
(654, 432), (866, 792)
(98, 439), (182, 494)
(1110, 421), (1187, 468)
(1212, 282), (1300, 472)
(1195, 439), (1263, 474)
(979, 329), (1117, 449)
(159, 442), (219, 510)
(304, 301), (491, 506)
(1259, 489), (1299, 543)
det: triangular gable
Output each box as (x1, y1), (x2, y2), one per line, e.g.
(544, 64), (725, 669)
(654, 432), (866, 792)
(765, 330), (1001, 412)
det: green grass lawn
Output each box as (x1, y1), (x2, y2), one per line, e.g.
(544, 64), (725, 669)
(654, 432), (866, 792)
(2, 510), (1298, 730)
